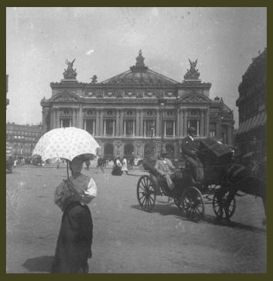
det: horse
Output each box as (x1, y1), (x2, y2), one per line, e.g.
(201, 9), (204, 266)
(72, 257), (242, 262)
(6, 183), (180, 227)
(223, 159), (266, 219)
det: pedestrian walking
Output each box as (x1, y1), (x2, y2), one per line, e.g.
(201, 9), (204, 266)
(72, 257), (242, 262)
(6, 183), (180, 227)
(56, 158), (60, 169)
(32, 127), (100, 274)
(52, 155), (97, 273)
(121, 157), (129, 175)
(111, 157), (122, 176)
(97, 157), (104, 173)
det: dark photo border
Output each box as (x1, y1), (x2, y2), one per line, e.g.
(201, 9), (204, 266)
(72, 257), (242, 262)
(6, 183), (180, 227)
(1, 1), (272, 281)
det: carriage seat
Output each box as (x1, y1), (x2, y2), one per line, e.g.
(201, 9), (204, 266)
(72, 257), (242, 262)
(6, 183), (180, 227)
(142, 159), (175, 195)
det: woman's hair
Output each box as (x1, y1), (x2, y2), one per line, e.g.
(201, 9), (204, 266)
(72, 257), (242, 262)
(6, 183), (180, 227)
(69, 156), (84, 171)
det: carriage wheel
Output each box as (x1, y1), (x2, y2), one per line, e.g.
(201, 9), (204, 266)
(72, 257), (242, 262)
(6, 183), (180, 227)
(181, 186), (204, 221)
(212, 188), (236, 219)
(137, 175), (156, 212)
(174, 197), (181, 209)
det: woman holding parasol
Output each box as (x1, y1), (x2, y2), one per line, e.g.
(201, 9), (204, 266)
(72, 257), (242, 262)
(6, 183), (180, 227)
(32, 127), (100, 273)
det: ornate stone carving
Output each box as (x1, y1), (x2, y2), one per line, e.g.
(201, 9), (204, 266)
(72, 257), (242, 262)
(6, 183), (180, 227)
(180, 94), (210, 103)
(63, 59), (77, 79)
(52, 92), (80, 103)
(116, 90), (124, 98)
(145, 91), (154, 97)
(106, 92), (113, 97)
(125, 91), (135, 98)
(86, 91), (95, 97)
(156, 90), (164, 98)
(184, 59), (200, 80)
(136, 91), (144, 98)
(96, 90), (103, 98)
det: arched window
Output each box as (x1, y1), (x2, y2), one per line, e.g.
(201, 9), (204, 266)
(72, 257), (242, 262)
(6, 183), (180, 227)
(165, 143), (174, 159)
(124, 143), (134, 159)
(144, 143), (155, 159)
(104, 143), (114, 160)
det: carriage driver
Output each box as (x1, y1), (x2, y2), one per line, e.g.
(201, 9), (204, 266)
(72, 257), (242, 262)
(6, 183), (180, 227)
(181, 127), (204, 183)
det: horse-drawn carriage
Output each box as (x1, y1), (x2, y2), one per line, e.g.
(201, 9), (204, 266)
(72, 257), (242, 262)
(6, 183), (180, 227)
(137, 138), (266, 222)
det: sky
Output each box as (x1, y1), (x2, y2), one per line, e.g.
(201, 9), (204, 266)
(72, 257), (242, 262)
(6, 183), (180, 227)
(6, 7), (267, 128)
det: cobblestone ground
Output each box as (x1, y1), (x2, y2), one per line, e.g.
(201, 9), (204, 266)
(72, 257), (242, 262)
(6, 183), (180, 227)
(6, 165), (266, 273)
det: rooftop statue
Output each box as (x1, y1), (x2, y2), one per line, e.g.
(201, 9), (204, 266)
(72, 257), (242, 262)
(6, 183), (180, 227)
(184, 59), (200, 80)
(91, 75), (97, 84)
(63, 58), (77, 79)
(130, 49), (148, 72)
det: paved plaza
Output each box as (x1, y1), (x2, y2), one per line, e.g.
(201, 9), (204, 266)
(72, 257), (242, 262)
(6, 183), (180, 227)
(6, 165), (266, 273)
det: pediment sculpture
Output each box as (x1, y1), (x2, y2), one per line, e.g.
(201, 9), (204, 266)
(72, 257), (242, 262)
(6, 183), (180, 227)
(184, 59), (200, 80)
(180, 94), (210, 103)
(63, 58), (77, 79)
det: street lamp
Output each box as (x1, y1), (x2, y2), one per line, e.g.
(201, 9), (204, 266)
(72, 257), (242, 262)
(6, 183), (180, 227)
(158, 98), (166, 154)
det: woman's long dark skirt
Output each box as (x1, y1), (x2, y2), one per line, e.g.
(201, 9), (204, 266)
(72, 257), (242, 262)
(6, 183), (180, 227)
(51, 201), (93, 273)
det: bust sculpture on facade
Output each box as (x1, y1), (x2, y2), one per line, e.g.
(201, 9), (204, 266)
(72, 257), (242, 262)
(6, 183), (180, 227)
(184, 59), (200, 80)
(63, 58), (77, 79)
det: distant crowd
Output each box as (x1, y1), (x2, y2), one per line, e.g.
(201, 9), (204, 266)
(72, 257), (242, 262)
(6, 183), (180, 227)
(6, 154), (142, 174)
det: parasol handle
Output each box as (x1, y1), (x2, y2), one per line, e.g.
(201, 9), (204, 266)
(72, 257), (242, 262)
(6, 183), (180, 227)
(66, 159), (70, 179)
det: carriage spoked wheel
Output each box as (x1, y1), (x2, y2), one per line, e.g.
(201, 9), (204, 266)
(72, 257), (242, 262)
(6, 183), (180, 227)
(173, 197), (181, 209)
(137, 175), (156, 212)
(180, 186), (204, 221)
(212, 188), (236, 220)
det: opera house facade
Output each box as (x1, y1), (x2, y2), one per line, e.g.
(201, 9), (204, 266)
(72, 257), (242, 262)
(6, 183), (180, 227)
(41, 51), (234, 160)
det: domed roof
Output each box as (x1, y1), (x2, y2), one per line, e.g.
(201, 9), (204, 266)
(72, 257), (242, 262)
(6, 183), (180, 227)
(101, 50), (178, 86)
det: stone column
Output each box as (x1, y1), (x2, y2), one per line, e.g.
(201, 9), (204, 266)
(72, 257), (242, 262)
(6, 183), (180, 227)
(156, 109), (160, 137)
(177, 108), (181, 138)
(133, 119), (136, 137)
(74, 108), (78, 127)
(115, 110), (119, 136)
(120, 110), (124, 136)
(136, 109), (140, 136)
(51, 108), (54, 129)
(140, 109), (143, 137)
(176, 108), (180, 137)
(70, 108), (74, 127)
(54, 108), (58, 129)
(183, 110), (188, 137)
(50, 109), (54, 129)
(75, 108), (78, 127)
(100, 110), (104, 136)
(206, 109), (210, 137)
(200, 109), (204, 137)
(42, 107), (49, 132)
(56, 108), (60, 128)
(96, 110), (100, 136)
(79, 106), (83, 129)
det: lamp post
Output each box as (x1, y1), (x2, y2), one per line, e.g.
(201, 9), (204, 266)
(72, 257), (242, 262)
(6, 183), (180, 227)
(158, 98), (165, 155)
